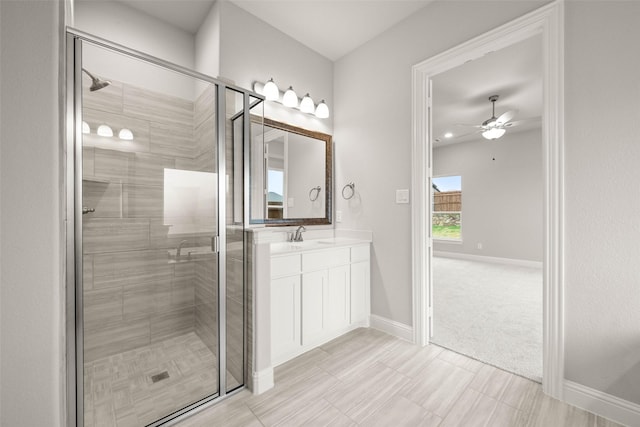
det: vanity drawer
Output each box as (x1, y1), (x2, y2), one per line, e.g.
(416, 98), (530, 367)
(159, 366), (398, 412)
(303, 247), (350, 271)
(351, 245), (370, 263)
(271, 254), (301, 278)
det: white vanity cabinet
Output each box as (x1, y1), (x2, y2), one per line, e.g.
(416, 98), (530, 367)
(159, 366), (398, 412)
(350, 245), (371, 325)
(270, 242), (370, 366)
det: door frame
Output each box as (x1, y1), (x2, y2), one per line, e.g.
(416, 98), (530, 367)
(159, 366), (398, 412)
(410, 1), (565, 399)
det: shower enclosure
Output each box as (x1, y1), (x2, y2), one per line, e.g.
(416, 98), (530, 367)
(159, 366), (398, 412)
(65, 31), (263, 426)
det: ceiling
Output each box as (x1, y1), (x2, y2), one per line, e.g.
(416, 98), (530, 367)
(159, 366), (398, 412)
(117, 0), (433, 61)
(432, 35), (543, 146)
(116, 0), (542, 141)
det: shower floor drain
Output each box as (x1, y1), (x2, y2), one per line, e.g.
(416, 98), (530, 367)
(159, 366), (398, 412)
(150, 371), (170, 383)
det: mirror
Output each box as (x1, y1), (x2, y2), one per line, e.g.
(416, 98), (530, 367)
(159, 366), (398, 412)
(245, 116), (332, 225)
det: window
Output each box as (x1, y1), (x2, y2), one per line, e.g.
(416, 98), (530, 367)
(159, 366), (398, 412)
(267, 169), (284, 219)
(432, 175), (462, 240)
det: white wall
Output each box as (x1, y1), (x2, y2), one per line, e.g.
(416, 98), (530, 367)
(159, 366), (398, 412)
(335, 0), (640, 408)
(564, 0), (640, 405)
(433, 129), (543, 262)
(195, 0), (220, 79)
(74, 0), (195, 68)
(0, 1), (63, 426)
(217, 1), (334, 135)
(334, 0), (547, 327)
(74, 0), (196, 100)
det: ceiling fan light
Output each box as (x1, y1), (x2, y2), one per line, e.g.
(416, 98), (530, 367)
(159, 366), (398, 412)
(315, 100), (329, 118)
(282, 86), (298, 108)
(482, 127), (506, 140)
(300, 93), (315, 114)
(263, 78), (279, 101)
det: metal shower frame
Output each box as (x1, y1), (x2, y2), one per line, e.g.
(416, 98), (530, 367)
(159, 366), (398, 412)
(64, 28), (263, 427)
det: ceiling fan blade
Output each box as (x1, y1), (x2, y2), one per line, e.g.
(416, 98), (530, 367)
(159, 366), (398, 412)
(504, 117), (542, 127)
(448, 129), (482, 139)
(454, 123), (483, 128)
(495, 109), (517, 125)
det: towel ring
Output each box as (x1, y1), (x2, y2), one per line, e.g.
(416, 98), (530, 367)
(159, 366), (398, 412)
(309, 186), (321, 201)
(342, 182), (355, 200)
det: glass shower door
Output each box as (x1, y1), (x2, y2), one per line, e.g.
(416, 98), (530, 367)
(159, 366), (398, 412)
(79, 40), (221, 426)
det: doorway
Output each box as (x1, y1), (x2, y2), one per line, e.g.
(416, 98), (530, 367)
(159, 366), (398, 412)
(428, 35), (544, 381)
(410, 2), (565, 398)
(66, 31), (263, 426)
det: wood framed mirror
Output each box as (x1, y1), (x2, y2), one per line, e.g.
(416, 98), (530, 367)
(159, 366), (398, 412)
(245, 116), (332, 226)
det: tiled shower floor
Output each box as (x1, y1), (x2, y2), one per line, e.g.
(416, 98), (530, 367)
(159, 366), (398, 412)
(84, 332), (240, 427)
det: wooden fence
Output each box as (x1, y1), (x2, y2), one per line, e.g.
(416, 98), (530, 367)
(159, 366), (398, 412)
(434, 191), (461, 211)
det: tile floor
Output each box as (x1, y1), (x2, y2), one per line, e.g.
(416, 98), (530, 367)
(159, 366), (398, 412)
(174, 328), (622, 427)
(84, 332), (240, 427)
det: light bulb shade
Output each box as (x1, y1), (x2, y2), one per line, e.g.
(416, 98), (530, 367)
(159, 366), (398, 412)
(118, 128), (134, 140)
(263, 78), (279, 101)
(315, 100), (329, 118)
(482, 127), (506, 140)
(282, 86), (298, 108)
(300, 93), (315, 114)
(97, 124), (113, 137)
(82, 121), (90, 134)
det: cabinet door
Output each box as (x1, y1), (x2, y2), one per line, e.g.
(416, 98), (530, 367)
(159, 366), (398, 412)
(271, 275), (301, 360)
(350, 261), (370, 324)
(301, 270), (327, 345)
(327, 265), (350, 331)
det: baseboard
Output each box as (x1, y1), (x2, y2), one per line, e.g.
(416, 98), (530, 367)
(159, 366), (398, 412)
(369, 314), (413, 342)
(251, 367), (274, 395)
(564, 380), (640, 427)
(433, 251), (543, 269)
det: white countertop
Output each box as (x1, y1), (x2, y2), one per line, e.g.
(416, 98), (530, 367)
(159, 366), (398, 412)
(270, 237), (371, 255)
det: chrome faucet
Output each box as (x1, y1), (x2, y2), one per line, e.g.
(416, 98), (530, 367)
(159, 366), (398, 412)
(176, 240), (189, 258)
(293, 225), (306, 242)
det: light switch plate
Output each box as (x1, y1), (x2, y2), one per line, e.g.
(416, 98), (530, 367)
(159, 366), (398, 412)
(396, 189), (410, 204)
(336, 210), (343, 222)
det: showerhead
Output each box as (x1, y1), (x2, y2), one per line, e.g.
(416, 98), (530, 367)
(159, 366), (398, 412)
(82, 68), (111, 92)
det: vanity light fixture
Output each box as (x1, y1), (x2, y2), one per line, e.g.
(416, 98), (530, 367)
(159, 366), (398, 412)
(282, 86), (299, 108)
(82, 121), (91, 134)
(263, 78), (279, 101)
(299, 93), (315, 114)
(118, 128), (134, 140)
(315, 100), (329, 119)
(254, 79), (331, 119)
(97, 124), (113, 137)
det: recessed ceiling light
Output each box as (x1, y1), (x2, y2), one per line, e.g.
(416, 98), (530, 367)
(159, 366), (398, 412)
(444, 132), (453, 138)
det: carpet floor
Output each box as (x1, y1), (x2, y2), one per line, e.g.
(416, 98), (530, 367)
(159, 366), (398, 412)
(431, 256), (542, 381)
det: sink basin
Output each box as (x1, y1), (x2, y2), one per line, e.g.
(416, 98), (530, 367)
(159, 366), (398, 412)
(270, 237), (369, 254)
(271, 241), (319, 253)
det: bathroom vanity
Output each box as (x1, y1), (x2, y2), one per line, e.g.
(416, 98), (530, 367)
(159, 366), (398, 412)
(269, 237), (371, 366)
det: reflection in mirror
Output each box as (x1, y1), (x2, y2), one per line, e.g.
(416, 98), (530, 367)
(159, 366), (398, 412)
(242, 116), (332, 226)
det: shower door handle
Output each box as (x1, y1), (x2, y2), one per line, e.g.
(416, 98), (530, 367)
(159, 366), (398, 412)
(211, 235), (220, 253)
(82, 207), (95, 215)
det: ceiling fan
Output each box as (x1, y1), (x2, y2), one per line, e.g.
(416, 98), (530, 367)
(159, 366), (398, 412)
(457, 95), (518, 140)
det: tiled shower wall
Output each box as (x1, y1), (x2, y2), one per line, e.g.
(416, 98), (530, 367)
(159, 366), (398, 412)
(82, 78), (218, 363)
(193, 83), (219, 358)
